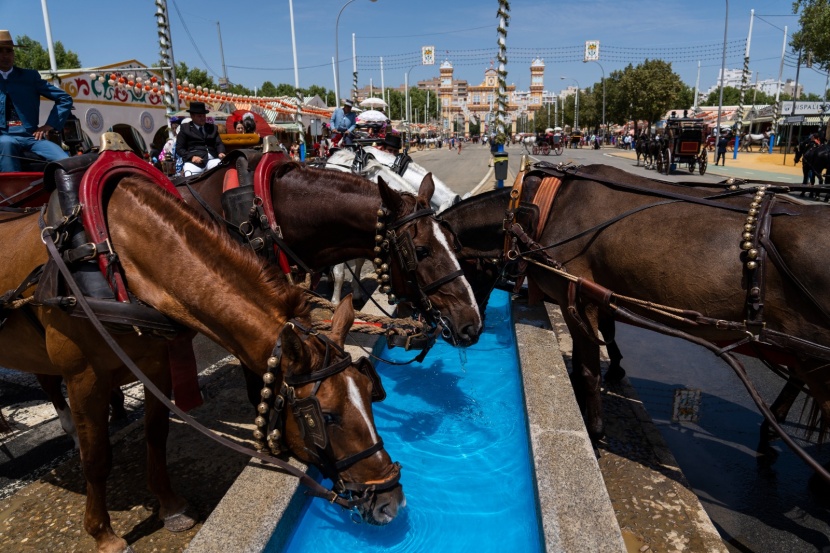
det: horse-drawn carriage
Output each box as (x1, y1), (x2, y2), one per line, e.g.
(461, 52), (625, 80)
(662, 116), (707, 175)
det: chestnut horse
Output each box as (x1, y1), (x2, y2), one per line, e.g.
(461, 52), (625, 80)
(442, 164), (830, 448)
(0, 175), (403, 552)
(177, 157), (482, 346)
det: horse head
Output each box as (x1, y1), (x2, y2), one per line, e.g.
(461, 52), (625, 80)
(277, 295), (405, 525)
(377, 174), (483, 346)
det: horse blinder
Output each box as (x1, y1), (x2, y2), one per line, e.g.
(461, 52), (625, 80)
(356, 356), (386, 402)
(293, 395), (328, 449)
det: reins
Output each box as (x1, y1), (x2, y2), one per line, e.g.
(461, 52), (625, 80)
(499, 166), (830, 482)
(37, 214), (395, 513)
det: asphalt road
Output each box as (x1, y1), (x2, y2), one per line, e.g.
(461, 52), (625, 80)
(2, 144), (828, 551)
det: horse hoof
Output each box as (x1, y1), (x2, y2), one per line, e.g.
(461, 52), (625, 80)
(605, 366), (626, 383)
(162, 506), (199, 532)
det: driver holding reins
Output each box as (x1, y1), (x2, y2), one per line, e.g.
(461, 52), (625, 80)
(330, 98), (357, 147)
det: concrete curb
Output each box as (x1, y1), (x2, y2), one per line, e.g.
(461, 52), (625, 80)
(513, 299), (626, 552)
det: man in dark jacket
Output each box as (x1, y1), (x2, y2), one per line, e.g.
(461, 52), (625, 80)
(176, 101), (225, 176)
(0, 29), (72, 172)
(715, 134), (728, 166)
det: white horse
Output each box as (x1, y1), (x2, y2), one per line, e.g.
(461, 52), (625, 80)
(740, 131), (770, 152)
(323, 146), (461, 305)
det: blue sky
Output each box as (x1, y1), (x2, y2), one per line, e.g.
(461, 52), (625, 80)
(3, 0), (827, 101)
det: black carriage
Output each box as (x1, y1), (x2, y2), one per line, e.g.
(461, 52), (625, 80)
(661, 116), (708, 175)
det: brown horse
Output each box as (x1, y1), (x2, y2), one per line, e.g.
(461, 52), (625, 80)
(0, 174), (403, 552)
(442, 164), (830, 446)
(177, 155), (482, 346)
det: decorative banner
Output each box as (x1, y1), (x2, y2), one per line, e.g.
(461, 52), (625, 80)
(584, 40), (600, 62)
(422, 46), (435, 66)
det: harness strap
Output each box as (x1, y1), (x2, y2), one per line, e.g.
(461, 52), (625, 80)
(420, 269), (464, 294)
(40, 230), (370, 510)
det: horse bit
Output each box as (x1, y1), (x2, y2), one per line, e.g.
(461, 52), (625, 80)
(372, 204), (465, 343)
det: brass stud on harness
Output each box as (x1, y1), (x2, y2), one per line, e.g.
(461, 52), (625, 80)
(746, 261), (758, 270)
(263, 372), (276, 385)
(747, 248), (759, 260)
(257, 402), (270, 415)
(260, 387), (273, 399)
(267, 356), (279, 369)
(255, 416), (267, 428)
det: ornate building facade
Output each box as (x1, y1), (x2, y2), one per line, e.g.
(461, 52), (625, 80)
(431, 58), (547, 135)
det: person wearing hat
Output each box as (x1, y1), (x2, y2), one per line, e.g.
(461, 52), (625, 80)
(175, 101), (225, 176)
(374, 133), (401, 155)
(330, 98), (357, 146)
(0, 30), (72, 172)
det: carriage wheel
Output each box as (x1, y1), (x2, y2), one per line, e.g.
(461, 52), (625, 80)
(655, 155), (663, 174)
(688, 161), (695, 173)
(541, 143), (551, 156)
(663, 150), (672, 175)
(698, 151), (707, 175)
(554, 145), (563, 156)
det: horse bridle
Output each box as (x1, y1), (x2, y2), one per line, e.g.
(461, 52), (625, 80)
(255, 319), (401, 513)
(38, 219), (401, 514)
(372, 203), (465, 342)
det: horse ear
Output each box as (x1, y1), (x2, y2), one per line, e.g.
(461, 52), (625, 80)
(377, 176), (404, 214)
(280, 324), (310, 377)
(329, 294), (355, 348)
(418, 173), (436, 206)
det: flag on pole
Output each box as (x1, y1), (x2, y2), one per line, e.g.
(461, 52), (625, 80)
(422, 46), (435, 65)
(584, 40), (600, 62)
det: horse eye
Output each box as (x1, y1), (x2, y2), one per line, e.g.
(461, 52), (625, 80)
(323, 413), (339, 425)
(415, 246), (430, 260)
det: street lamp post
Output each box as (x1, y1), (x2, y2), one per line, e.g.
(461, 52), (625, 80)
(334, 0), (377, 106)
(715, 0), (729, 140)
(585, 60), (605, 141)
(561, 76), (580, 130)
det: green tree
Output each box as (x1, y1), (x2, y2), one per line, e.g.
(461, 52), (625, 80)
(621, 59), (686, 131)
(259, 81), (278, 97)
(792, 0), (830, 72)
(14, 35), (81, 70)
(175, 62), (215, 89)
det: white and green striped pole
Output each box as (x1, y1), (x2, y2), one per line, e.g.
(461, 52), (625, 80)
(733, 9), (754, 158)
(494, 0), (510, 188)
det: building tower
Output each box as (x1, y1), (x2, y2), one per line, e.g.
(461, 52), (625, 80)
(530, 58), (545, 120)
(439, 60), (454, 132)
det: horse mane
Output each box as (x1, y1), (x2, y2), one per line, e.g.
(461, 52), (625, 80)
(274, 160), (386, 199)
(118, 176), (310, 321)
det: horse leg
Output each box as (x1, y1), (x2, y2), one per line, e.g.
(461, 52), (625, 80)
(109, 387), (127, 421)
(351, 259), (367, 303)
(64, 368), (128, 553)
(562, 307), (604, 440)
(142, 360), (197, 532)
(331, 263), (346, 306)
(35, 373), (79, 448)
(598, 315), (625, 383)
(758, 376), (803, 452)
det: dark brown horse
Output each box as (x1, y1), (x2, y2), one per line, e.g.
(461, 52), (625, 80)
(0, 171), (403, 552)
(443, 164), (830, 446)
(177, 154), (482, 346)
